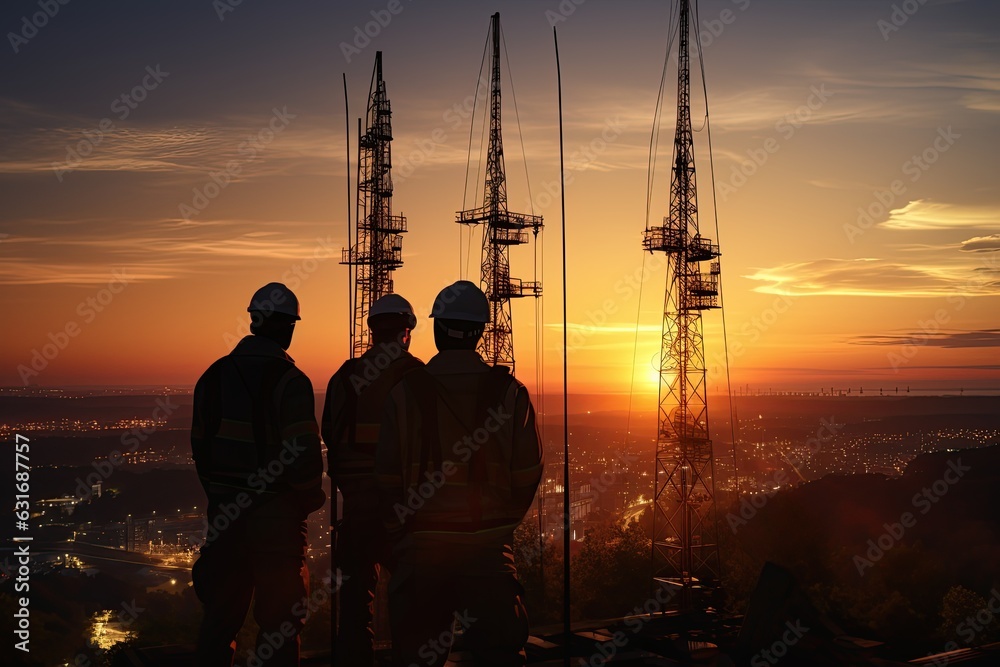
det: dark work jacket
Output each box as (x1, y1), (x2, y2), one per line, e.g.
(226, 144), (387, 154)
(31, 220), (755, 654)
(191, 335), (324, 514)
(323, 343), (423, 523)
(376, 349), (543, 578)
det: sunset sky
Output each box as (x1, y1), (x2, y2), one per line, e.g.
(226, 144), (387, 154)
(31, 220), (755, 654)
(1, 0), (998, 399)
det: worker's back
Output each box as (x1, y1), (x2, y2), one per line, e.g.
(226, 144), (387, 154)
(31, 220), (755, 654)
(378, 348), (543, 575)
(324, 346), (424, 518)
(193, 334), (322, 505)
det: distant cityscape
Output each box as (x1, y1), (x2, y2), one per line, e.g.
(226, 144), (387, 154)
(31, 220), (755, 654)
(2, 388), (998, 657)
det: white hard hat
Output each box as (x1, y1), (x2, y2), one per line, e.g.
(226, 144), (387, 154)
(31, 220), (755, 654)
(429, 280), (490, 323)
(247, 282), (300, 320)
(369, 293), (417, 329)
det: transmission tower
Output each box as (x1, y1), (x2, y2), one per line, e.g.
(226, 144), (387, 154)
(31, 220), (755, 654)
(457, 12), (542, 373)
(642, 0), (723, 612)
(342, 51), (406, 358)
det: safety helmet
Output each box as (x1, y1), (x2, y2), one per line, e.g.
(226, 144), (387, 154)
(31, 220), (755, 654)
(429, 280), (490, 323)
(368, 293), (417, 329)
(247, 282), (301, 320)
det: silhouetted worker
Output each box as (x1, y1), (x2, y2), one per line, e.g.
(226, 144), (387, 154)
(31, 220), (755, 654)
(190, 282), (325, 667)
(376, 280), (543, 666)
(322, 293), (423, 666)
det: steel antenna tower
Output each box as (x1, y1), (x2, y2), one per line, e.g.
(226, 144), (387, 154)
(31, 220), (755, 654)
(457, 12), (542, 373)
(642, 0), (723, 612)
(342, 51), (406, 358)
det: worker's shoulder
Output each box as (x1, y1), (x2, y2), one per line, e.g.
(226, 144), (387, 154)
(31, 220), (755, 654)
(195, 355), (232, 387)
(503, 369), (529, 391)
(327, 357), (358, 386)
(494, 368), (532, 403)
(483, 368), (534, 408)
(232, 351), (309, 392)
(395, 361), (432, 386)
(344, 349), (423, 384)
(275, 361), (311, 390)
(410, 361), (521, 394)
(388, 349), (425, 372)
(386, 361), (434, 396)
(374, 347), (421, 373)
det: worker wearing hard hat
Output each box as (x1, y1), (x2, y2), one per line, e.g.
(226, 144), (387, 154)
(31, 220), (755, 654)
(322, 293), (424, 667)
(375, 280), (543, 666)
(190, 282), (325, 667)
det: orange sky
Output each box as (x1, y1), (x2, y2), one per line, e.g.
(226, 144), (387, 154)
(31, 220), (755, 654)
(2, 0), (999, 397)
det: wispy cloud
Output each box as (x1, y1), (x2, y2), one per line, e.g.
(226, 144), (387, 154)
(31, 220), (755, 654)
(805, 177), (875, 191)
(881, 200), (1000, 231)
(960, 234), (1000, 252)
(887, 364), (1000, 371)
(0, 258), (177, 286)
(744, 257), (999, 297)
(0, 216), (342, 286)
(0, 99), (341, 180)
(546, 322), (660, 334)
(851, 329), (1000, 348)
(962, 91), (1000, 112)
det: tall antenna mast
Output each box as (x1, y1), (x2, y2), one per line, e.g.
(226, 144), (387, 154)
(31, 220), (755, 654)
(643, 0), (723, 612)
(457, 12), (542, 373)
(342, 51), (406, 358)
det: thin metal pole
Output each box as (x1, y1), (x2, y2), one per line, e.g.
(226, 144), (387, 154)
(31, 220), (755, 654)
(354, 116), (363, 357)
(343, 73), (353, 359)
(554, 26), (571, 666)
(336, 70), (350, 661)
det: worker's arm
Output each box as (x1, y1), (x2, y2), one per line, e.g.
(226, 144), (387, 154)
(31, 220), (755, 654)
(375, 385), (407, 544)
(509, 382), (544, 520)
(278, 371), (326, 512)
(321, 361), (351, 489)
(190, 362), (221, 494)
